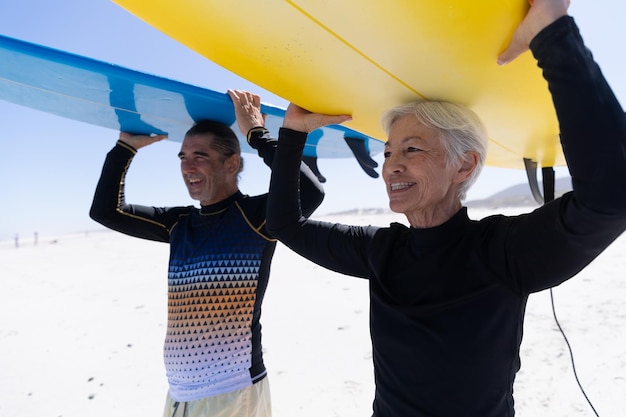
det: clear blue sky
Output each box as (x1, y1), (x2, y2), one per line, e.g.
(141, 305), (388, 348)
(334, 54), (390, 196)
(1, 1), (625, 241)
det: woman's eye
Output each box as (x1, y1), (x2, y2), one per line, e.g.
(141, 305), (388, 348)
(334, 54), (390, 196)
(383, 147), (422, 158)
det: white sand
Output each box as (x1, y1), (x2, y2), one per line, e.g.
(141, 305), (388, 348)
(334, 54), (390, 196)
(0, 208), (624, 417)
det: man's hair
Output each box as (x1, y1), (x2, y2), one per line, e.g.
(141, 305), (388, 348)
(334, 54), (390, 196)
(185, 120), (243, 174)
(381, 100), (488, 201)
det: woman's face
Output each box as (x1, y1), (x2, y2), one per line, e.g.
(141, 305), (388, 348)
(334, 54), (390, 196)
(382, 115), (467, 227)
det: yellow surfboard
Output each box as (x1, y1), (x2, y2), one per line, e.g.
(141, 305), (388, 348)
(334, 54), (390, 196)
(113, 0), (562, 169)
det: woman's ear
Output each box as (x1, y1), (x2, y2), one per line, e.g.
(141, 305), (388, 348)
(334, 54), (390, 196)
(454, 151), (479, 184)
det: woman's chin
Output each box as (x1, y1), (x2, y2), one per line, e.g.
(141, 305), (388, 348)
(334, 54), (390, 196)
(388, 200), (406, 215)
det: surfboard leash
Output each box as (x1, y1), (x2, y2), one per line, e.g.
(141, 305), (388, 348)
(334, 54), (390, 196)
(549, 288), (600, 416)
(535, 165), (600, 416)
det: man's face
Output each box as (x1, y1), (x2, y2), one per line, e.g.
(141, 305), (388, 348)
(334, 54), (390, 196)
(178, 133), (239, 205)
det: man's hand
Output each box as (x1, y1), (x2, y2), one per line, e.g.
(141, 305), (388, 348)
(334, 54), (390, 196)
(228, 89), (266, 135)
(283, 103), (352, 133)
(118, 132), (167, 150)
(498, 0), (570, 65)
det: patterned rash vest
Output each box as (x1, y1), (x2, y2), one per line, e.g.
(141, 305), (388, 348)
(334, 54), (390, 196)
(165, 202), (274, 400)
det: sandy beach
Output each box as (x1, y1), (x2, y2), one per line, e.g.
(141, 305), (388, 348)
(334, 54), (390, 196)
(1, 207), (624, 417)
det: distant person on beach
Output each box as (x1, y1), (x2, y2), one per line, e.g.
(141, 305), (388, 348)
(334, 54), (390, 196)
(265, 1), (626, 416)
(90, 90), (324, 417)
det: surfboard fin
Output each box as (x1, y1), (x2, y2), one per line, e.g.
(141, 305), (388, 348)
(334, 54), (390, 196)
(303, 156), (327, 183)
(523, 158), (555, 204)
(344, 136), (379, 179)
(302, 135), (380, 183)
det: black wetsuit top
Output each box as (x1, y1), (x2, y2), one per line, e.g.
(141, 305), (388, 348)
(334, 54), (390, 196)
(90, 130), (324, 401)
(267, 17), (626, 417)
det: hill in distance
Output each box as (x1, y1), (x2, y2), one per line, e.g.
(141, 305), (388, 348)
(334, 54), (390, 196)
(466, 176), (572, 208)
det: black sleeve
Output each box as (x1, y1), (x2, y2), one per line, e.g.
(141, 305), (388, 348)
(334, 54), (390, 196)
(497, 16), (626, 293)
(248, 127), (324, 218)
(265, 128), (312, 239)
(531, 16), (626, 213)
(266, 128), (376, 278)
(89, 141), (186, 242)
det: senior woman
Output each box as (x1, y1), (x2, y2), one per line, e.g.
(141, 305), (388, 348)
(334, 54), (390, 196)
(266, 0), (626, 416)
